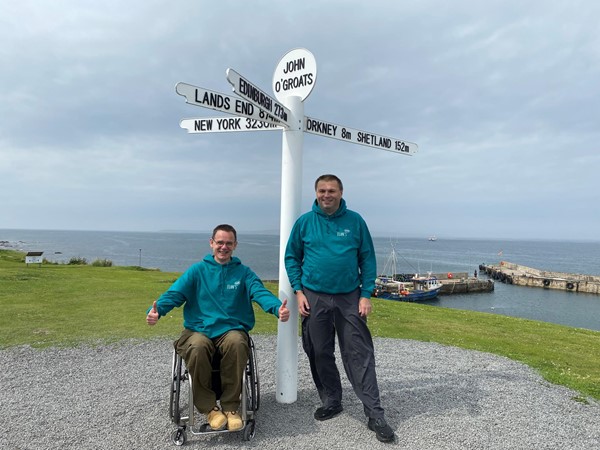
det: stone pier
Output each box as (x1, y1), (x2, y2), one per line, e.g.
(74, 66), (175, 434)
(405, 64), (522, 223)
(479, 261), (600, 294)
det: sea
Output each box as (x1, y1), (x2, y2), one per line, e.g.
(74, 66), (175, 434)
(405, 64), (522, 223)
(2, 229), (599, 332)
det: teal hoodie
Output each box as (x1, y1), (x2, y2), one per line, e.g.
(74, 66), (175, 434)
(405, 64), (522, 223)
(149, 254), (281, 339)
(285, 198), (376, 298)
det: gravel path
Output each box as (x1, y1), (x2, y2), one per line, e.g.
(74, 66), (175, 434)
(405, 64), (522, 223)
(1, 336), (598, 450)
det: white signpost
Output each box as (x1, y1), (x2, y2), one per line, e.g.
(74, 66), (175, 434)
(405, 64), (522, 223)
(175, 48), (418, 404)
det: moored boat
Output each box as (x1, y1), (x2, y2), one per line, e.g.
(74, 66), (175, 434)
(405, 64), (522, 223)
(374, 273), (441, 301)
(373, 243), (441, 301)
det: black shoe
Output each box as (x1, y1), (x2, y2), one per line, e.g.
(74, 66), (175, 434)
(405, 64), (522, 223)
(314, 405), (343, 421)
(368, 417), (395, 443)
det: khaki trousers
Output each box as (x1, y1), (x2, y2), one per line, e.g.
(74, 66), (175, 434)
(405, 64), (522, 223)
(175, 329), (249, 413)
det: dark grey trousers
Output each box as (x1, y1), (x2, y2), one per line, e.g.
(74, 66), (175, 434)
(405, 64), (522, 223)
(302, 287), (385, 419)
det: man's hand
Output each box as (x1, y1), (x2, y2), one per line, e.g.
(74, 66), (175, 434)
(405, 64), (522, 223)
(278, 299), (290, 322)
(146, 301), (159, 325)
(358, 297), (372, 317)
(296, 290), (310, 317)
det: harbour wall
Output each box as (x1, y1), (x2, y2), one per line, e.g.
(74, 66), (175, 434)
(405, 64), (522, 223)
(479, 261), (600, 295)
(431, 272), (494, 295)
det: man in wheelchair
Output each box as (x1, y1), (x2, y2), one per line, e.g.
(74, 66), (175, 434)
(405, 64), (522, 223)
(146, 224), (289, 431)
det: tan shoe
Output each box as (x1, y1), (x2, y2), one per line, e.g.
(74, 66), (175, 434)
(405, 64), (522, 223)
(225, 411), (243, 431)
(206, 407), (227, 430)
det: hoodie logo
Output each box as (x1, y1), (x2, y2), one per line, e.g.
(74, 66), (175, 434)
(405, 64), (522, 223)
(337, 229), (351, 237)
(226, 280), (241, 290)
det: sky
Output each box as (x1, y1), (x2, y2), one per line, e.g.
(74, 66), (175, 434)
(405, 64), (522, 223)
(2, 0), (599, 241)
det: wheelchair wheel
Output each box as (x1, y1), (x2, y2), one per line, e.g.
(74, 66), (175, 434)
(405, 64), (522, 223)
(171, 427), (187, 446)
(169, 353), (184, 424)
(246, 339), (260, 411)
(242, 420), (256, 441)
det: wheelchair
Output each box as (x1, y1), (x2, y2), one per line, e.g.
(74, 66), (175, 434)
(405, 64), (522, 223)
(168, 336), (260, 445)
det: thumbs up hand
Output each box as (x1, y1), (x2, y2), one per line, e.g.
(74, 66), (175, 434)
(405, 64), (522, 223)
(146, 301), (159, 325)
(278, 299), (290, 322)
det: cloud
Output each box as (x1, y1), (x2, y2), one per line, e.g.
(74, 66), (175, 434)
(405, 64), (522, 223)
(1, 0), (599, 240)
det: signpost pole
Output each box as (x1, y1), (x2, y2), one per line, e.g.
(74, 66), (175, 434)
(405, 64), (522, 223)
(276, 95), (303, 403)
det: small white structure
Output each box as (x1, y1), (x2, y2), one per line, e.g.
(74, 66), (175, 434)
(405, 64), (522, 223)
(25, 251), (44, 266)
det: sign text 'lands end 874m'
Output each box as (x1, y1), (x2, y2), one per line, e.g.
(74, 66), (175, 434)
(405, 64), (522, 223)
(175, 82), (285, 127)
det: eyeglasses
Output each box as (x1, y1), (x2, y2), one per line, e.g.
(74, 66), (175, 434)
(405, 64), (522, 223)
(211, 239), (236, 248)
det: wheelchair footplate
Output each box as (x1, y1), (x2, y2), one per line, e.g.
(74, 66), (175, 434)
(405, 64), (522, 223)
(171, 417), (256, 446)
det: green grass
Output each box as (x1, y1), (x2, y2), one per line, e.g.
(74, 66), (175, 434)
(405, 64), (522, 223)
(1, 249), (599, 401)
(0, 249), (184, 346)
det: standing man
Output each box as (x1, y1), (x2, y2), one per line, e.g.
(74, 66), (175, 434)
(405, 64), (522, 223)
(147, 224), (289, 432)
(285, 174), (395, 443)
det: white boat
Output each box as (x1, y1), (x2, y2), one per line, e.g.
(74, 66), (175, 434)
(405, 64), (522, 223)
(428, 236), (437, 241)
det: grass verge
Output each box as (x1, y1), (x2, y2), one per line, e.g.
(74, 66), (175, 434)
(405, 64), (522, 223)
(1, 249), (598, 401)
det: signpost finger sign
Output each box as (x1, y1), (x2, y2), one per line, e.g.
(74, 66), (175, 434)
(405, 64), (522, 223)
(226, 68), (295, 129)
(304, 116), (417, 155)
(180, 116), (282, 133)
(176, 82), (285, 127)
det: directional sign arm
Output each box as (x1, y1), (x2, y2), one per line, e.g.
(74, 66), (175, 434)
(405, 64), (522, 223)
(175, 82), (285, 128)
(226, 69), (296, 129)
(303, 116), (418, 156)
(180, 116), (282, 133)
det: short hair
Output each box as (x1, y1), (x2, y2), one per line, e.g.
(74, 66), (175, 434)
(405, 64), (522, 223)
(212, 224), (237, 241)
(314, 174), (343, 191)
